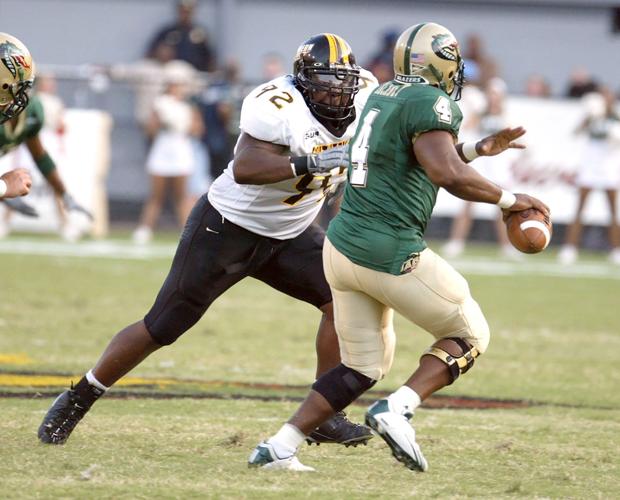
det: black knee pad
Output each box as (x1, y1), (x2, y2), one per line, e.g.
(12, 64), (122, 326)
(312, 363), (377, 412)
(144, 290), (206, 345)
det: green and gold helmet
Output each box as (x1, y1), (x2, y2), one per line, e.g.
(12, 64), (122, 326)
(393, 22), (464, 100)
(0, 33), (35, 124)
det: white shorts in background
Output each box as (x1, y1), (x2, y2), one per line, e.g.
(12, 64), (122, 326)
(575, 139), (620, 190)
(146, 130), (195, 177)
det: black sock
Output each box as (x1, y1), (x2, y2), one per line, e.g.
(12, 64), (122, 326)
(72, 376), (105, 408)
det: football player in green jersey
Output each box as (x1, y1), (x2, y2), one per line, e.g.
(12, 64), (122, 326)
(0, 33), (33, 200)
(250, 22), (549, 472)
(0, 33), (91, 219)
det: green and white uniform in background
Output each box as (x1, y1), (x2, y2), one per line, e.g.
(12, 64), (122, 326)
(0, 95), (44, 156)
(327, 82), (462, 275)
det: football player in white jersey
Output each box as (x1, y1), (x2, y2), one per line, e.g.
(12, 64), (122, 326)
(39, 34), (379, 448)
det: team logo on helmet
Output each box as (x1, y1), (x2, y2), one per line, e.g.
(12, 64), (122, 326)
(0, 39), (31, 78)
(431, 33), (459, 62)
(296, 44), (314, 60)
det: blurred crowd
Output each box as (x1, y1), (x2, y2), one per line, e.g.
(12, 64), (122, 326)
(3, 0), (620, 263)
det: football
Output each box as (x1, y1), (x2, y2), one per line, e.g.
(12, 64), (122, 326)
(505, 209), (552, 254)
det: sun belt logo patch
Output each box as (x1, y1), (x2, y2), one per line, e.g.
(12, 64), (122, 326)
(431, 33), (459, 62)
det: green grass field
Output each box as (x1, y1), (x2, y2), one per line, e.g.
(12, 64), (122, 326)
(1, 235), (619, 499)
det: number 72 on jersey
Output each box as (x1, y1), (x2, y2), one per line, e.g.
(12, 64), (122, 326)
(349, 108), (380, 188)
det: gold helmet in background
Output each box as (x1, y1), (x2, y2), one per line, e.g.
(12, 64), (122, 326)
(0, 32), (35, 123)
(393, 22), (464, 100)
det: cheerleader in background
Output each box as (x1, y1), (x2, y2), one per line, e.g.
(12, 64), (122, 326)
(133, 68), (204, 244)
(558, 86), (620, 265)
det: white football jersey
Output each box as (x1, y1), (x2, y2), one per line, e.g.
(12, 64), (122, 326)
(208, 69), (378, 240)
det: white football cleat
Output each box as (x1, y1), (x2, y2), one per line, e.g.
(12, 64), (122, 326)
(365, 399), (429, 472)
(248, 441), (315, 472)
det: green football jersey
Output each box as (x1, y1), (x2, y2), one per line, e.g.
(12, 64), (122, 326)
(327, 81), (462, 276)
(0, 95), (44, 157)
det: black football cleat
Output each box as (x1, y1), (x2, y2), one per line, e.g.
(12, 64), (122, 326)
(38, 389), (89, 444)
(306, 411), (373, 447)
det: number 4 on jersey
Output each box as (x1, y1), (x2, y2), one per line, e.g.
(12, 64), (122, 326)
(350, 108), (380, 187)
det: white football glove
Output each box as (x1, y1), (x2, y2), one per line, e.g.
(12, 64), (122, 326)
(63, 193), (93, 221)
(291, 145), (350, 175)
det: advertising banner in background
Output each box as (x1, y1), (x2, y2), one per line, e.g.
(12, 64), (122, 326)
(436, 96), (620, 225)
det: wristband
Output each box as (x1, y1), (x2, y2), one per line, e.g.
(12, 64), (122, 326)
(462, 142), (480, 162)
(0, 179), (6, 197)
(497, 189), (517, 209)
(290, 156), (309, 176)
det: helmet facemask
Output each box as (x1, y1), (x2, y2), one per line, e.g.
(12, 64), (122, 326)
(432, 58), (465, 101)
(293, 33), (361, 128)
(297, 65), (361, 122)
(0, 78), (33, 124)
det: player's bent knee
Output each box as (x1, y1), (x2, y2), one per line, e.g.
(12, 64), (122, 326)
(421, 337), (481, 384)
(462, 297), (490, 354)
(337, 325), (396, 381)
(312, 363), (377, 412)
(144, 291), (208, 345)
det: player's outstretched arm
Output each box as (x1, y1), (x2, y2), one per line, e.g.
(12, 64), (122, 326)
(456, 126), (526, 162)
(0, 168), (32, 199)
(233, 133), (295, 185)
(25, 135), (93, 219)
(415, 130), (549, 216)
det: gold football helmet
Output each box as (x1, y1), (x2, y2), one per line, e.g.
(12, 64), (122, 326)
(0, 33), (35, 123)
(393, 22), (464, 100)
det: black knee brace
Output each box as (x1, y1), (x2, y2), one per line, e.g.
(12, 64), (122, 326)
(312, 363), (377, 412)
(422, 337), (480, 384)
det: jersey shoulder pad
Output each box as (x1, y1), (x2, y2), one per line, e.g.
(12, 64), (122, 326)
(358, 68), (379, 93)
(354, 68), (379, 109)
(404, 86), (463, 137)
(239, 76), (298, 145)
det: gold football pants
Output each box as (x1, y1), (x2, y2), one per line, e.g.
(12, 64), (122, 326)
(323, 238), (490, 380)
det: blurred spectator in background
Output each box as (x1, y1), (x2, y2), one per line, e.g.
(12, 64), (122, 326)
(111, 40), (199, 148)
(565, 67), (598, 99)
(261, 51), (286, 81)
(193, 59), (245, 180)
(133, 68), (204, 244)
(524, 73), (552, 98)
(36, 74), (66, 137)
(443, 78), (522, 259)
(366, 28), (399, 83)
(146, 0), (216, 73)
(462, 33), (497, 87)
(558, 87), (620, 265)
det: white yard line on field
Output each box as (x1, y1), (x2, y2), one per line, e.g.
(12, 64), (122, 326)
(1, 238), (620, 279)
(0, 238), (176, 260)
